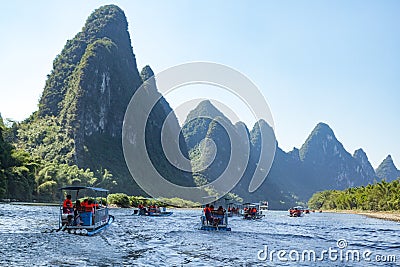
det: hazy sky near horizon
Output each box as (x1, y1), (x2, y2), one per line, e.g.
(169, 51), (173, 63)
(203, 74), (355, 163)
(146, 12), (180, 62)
(0, 1), (399, 168)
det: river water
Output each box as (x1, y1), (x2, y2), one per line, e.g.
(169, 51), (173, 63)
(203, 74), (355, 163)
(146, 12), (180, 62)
(0, 204), (399, 266)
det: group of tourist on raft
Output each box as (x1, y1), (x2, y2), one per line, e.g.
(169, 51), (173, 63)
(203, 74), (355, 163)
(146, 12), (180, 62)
(137, 204), (162, 215)
(243, 207), (258, 215)
(203, 204), (227, 226)
(227, 206), (240, 215)
(62, 194), (101, 226)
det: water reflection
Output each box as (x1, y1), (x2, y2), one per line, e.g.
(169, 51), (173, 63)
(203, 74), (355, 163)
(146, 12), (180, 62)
(0, 204), (399, 266)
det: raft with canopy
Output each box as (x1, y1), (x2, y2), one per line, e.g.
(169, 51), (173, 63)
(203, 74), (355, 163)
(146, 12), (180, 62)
(58, 186), (114, 236)
(240, 202), (265, 220)
(200, 197), (231, 231)
(131, 197), (174, 216)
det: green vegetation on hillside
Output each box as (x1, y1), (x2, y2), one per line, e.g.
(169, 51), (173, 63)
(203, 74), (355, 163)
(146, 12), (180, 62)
(0, 113), (120, 202)
(0, 116), (36, 201)
(17, 116), (74, 164)
(107, 193), (200, 208)
(38, 4), (130, 117)
(308, 179), (400, 211)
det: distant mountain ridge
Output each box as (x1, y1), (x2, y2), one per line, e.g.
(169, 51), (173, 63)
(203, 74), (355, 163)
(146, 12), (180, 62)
(376, 155), (400, 182)
(182, 100), (399, 209)
(299, 122), (374, 188)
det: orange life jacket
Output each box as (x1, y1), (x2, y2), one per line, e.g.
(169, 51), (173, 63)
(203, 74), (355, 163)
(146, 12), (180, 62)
(204, 207), (211, 214)
(63, 199), (73, 208)
(85, 203), (94, 212)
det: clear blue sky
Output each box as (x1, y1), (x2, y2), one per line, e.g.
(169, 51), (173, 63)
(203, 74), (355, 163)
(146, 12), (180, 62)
(0, 1), (399, 168)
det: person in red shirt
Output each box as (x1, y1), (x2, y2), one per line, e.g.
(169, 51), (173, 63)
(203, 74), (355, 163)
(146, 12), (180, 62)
(81, 199), (88, 210)
(63, 195), (73, 214)
(204, 204), (212, 224)
(86, 199), (94, 212)
(252, 207), (257, 215)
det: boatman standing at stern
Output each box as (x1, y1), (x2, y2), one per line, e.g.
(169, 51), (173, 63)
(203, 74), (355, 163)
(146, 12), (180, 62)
(204, 204), (212, 224)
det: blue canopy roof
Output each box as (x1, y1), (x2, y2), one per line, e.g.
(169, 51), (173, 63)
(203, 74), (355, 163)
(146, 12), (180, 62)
(58, 186), (109, 192)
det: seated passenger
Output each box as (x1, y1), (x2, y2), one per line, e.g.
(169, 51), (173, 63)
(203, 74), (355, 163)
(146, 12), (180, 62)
(150, 205), (157, 213)
(251, 207), (257, 216)
(74, 200), (82, 226)
(216, 206), (224, 215)
(62, 194), (74, 225)
(86, 199), (94, 212)
(63, 195), (74, 214)
(81, 199), (88, 211)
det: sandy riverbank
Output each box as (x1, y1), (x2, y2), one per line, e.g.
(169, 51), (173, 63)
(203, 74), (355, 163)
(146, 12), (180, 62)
(326, 210), (400, 222)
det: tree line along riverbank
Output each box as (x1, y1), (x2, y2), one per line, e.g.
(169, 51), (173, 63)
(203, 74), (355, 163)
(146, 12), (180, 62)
(308, 179), (400, 222)
(1, 193), (200, 208)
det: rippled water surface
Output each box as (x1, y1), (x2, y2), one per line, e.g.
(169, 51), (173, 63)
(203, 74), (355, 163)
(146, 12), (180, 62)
(0, 204), (399, 266)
